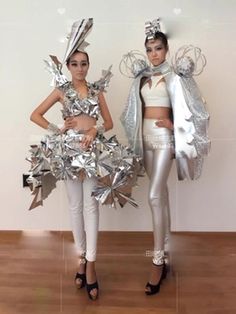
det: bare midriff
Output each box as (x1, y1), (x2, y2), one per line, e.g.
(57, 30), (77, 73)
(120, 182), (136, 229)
(144, 106), (172, 121)
(70, 114), (96, 132)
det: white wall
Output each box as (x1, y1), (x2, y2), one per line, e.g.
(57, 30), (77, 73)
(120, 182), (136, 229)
(0, 0), (235, 231)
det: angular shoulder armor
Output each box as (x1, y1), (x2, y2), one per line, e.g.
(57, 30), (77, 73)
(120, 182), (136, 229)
(44, 55), (68, 87)
(90, 66), (113, 92)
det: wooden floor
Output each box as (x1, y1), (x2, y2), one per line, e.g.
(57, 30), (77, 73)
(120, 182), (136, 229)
(0, 231), (235, 314)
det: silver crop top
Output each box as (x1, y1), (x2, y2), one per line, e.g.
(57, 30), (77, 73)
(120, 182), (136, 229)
(141, 75), (171, 108)
(59, 82), (101, 120)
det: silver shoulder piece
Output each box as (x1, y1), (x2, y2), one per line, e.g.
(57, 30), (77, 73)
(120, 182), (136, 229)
(119, 50), (148, 78)
(172, 45), (206, 78)
(91, 65), (113, 92)
(44, 55), (68, 87)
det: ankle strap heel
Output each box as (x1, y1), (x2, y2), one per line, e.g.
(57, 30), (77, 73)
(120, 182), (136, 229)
(74, 255), (87, 289)
(145, 262), (167, 296)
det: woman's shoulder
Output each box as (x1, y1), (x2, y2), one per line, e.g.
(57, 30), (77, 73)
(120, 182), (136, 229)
(53, 84), (69, 104)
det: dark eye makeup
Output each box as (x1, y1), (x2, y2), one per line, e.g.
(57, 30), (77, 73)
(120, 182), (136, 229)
(70, 61), (88, 67)
(146, 46), (163, 53)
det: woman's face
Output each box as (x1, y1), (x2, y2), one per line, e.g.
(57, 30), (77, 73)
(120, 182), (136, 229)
(67, 52), (89, 81)
(146, 39), (168, 67)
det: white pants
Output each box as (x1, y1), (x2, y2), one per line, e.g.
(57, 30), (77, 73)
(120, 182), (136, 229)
(143, 119), (174, 265)
(64, 177), (99, 262)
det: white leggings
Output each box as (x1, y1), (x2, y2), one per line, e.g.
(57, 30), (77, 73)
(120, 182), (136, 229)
(64, 177), (99, 262)
(143, 119), (174, 265)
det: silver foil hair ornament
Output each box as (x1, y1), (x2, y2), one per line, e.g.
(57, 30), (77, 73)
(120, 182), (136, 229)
(145, 18), (161, 40)
(63, 18), (93, 63)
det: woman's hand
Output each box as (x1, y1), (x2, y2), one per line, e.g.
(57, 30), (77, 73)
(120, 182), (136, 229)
(155, 118), (173, 130)
(63, 117), (78, 131)
(80, 127), (97, 150)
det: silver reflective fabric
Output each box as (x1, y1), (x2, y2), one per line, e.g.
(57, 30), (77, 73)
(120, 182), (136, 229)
(120, 61), (210, 180)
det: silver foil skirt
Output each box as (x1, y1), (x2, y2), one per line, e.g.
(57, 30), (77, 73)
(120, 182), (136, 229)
(26, 130), (142, 210)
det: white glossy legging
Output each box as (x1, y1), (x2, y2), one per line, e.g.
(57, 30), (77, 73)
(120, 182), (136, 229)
(143, 119), (174, 265)
(64, 177), (99, 262)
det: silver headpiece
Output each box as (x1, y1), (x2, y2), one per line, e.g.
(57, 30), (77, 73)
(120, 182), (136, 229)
(145, 18), (161, 40)
(63, 18), (93, 63)
(43, 18), (93, 86)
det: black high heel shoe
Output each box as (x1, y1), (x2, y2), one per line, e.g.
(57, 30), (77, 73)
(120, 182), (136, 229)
(86, 281), (99, 300)
(145, 262), (167, 295)
(160, 262), (168, 280)
(75, 272), (86, 289)
(74, 256), (87, 289)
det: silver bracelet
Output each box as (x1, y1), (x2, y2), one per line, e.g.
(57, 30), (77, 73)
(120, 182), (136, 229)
(93, 124), (106, 135)
(47, 122), (61, 134)
(152, 250), (165, 266)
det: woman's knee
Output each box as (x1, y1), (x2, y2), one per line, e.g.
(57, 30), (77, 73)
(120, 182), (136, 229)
(84, 198), (98, 214)
(69, 200), (83, 214)
(148, 189), (165, 209)
(149, 195), (161, 207)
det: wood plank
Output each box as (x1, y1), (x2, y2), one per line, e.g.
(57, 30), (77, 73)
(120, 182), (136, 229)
(0, 231), (235, 313)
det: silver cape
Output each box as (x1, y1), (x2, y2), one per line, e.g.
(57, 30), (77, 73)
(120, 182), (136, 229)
(120, 61), (210, 180)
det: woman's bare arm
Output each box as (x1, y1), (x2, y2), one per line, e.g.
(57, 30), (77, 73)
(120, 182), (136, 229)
(30, 88), (62, 129)
(97, 92), (113, 131)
